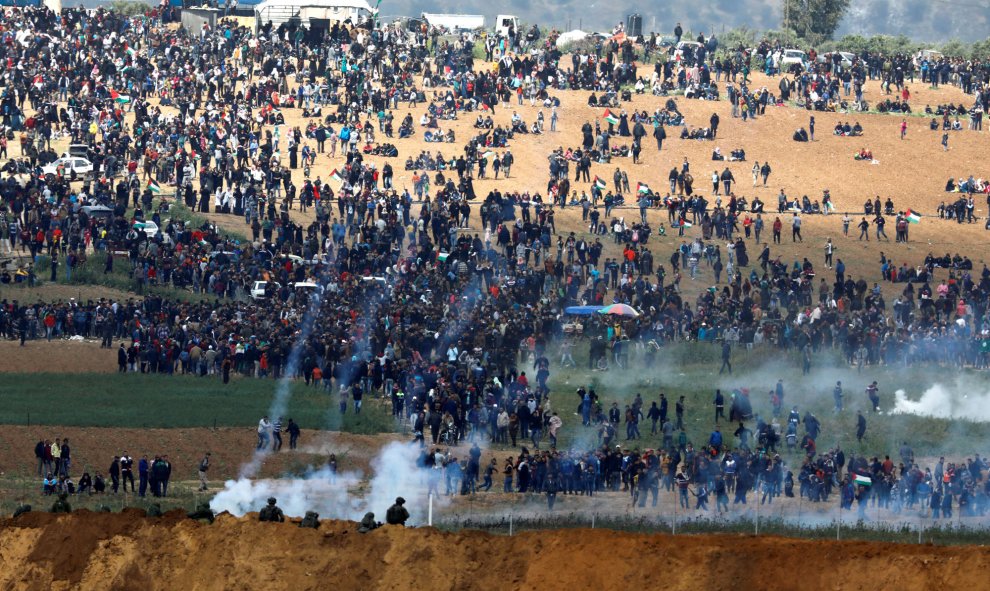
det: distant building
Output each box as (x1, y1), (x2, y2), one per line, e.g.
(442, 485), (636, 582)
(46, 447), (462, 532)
(253, 0), (372, 31)
(0, 0), (61, 11)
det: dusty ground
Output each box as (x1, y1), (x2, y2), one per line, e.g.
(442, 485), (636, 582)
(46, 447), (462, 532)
(0, 340), (116, 373)
(0, 426), (399, 483)
(14, 64), (988, 308)
(191, 68), (990, 298)
(0, 510), (984, 591)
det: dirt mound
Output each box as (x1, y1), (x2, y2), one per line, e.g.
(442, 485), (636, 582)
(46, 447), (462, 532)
(0, 510), (984, 591)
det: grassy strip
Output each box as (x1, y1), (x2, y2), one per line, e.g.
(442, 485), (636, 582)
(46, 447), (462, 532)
(0, 372), (396, 433)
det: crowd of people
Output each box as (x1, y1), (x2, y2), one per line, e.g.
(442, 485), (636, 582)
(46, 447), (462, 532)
(1, 3), (990, 524)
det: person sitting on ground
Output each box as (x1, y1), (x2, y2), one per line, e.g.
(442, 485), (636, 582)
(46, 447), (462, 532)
(793, 128), (809, 142)
(386, 496), (410, 526)
(852, 121), (863, 136)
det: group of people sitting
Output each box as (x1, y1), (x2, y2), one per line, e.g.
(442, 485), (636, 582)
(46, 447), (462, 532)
(712, 147), (747, 161)
(681, 126), (715, 140)
(945, 176), (988, 194)
(930, 117), (965, 131)
(854, 148), (874, 161)
(875, 99), (912, 113)
(833, 121), (864, 136)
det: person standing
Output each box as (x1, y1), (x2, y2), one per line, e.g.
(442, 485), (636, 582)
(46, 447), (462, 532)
(287, 419), (301, 450)
(856, 411), (867, 442)
(109, 456), (120, 493)
(138, 455), (149, 497)
(809, 116), (816, 141)
(198, 452), (211, 491)
(719, 340), (732, 374)
(714, 389), (725, 423)
(120, 452), (135, 493)
(675, 396), (686, 430)
(900, 119), (907, 140)
(941, 131), (949, 151)
(791, 213), (803, 242)
(272, 417), (283, 451)
(824, 238), (834, 268)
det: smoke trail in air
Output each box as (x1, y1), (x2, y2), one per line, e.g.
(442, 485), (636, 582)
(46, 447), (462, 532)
(239, 289), (324, 479)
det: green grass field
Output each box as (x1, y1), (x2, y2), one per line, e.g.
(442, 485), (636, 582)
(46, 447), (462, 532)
(2, 342), (984, 461)
(544, 342), (987, 460)
(0, 372), (394, 433)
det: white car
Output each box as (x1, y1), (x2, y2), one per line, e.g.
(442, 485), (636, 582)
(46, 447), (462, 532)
(251, 280), (280, 300)
(780, 49), (807, 69)
(41, 157), (94, 180)
(819, 51), (855, 69)
(672, 41), (703, 63)
(137, 220), (159, 238)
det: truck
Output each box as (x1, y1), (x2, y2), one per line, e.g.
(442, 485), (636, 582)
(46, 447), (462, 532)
(494, 14), (518, 37)
(421, 13), (485, 33)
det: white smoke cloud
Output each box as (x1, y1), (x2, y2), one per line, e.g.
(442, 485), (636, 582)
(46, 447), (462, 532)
(891, 382), (990, 422)
(211, 441), (447, 524)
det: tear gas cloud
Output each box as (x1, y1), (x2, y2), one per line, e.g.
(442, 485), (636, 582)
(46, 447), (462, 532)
(211, 441), (444, 523)
(891, 380), (990, 422)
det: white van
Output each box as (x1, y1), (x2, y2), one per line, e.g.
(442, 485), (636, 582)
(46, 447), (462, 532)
(495, 14), (518, 38)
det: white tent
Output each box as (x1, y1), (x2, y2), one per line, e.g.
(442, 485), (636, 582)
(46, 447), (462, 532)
(556, 29), (588, 48)
(254, 0), (372, 30)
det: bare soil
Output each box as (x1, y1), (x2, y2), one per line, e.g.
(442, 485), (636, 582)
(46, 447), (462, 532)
(0, 510), (985, 591)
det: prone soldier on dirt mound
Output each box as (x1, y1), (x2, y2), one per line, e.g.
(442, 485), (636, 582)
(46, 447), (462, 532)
(299, 511), (320, 529)
(12, 505), (31, 518)
(146, 503), (163, 517)
(258, 497), (285, 522)
(50, 493), (71, 514)
(358, 512), (381, 533)
(187, 503), (215, 523)
(385, 497), (409, 526)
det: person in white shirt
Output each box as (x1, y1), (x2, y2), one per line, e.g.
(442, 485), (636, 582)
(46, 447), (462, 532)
(257, 416), (272, 450)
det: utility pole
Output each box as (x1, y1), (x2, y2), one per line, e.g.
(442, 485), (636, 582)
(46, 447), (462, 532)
(782, 0), (789, 31)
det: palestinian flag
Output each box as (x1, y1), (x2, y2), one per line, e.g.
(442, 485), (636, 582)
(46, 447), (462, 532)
(594, 177), (607, 190)
(146, 179), (161, 194)
(678, 220), (693, 228)
(126, 45), (136, 58)
(110, 90), (131, 104)
(330, 169), (343, 183)
(437, 252), (450, 262)
(905, 209), (921, 224)
(637, 183), (651, 194)
(854, 474), (872, 487)
(603, 109), (619, 125)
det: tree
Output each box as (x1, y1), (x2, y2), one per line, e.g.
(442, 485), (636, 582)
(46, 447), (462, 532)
(783, 0), (851, 45)
(108, 0), (152, 16)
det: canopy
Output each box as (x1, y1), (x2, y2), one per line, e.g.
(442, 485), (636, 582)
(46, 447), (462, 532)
(598, 303), (640, 317)
(564, 305), (604, 316)
(556, 29), (588, 48)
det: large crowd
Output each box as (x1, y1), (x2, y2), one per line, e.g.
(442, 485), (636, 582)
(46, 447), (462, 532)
(0, 4), (989, 521)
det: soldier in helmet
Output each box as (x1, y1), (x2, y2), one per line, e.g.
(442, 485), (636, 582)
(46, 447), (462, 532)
(299, 511), (320, 529)
(258, 497), (285, 522)
(187, 502), (215, 524)
(385, 496), (409, 526)
(358, 512), (381, 533)
(50, 493), (72, 514)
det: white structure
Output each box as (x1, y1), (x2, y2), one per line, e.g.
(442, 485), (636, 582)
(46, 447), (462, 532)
(254, 0), (372, 30)
(421, 13), (484, 32)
